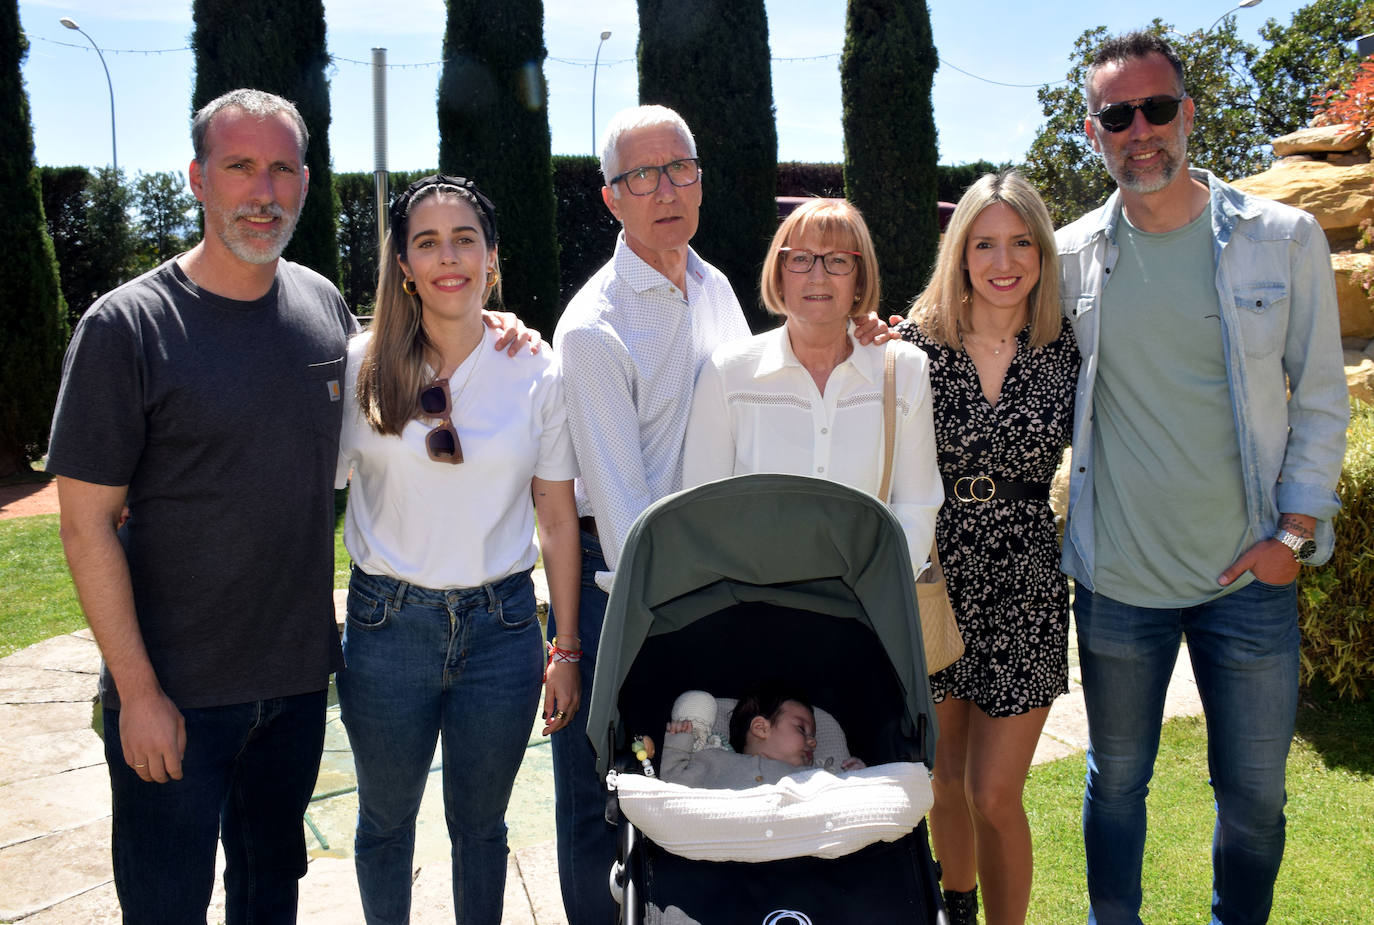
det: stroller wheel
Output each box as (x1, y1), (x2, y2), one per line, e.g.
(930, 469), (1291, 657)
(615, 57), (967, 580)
(610, 860), (625, 904)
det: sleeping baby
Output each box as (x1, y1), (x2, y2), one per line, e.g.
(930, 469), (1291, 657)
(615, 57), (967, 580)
(660, 680), (865, 789)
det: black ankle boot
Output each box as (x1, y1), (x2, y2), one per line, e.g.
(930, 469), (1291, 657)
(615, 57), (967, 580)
(942, 885), (979, 925)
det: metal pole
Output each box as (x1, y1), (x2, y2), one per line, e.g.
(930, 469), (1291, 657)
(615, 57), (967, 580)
(592, 31), (611, 154)
(59, 18), (116, 173)
(372, 48), (388, 253)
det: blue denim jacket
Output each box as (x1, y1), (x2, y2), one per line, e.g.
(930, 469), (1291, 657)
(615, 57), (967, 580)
(1056, 168), (1348, 588)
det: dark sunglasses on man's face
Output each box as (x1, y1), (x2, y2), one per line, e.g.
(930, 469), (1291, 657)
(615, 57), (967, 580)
(1090, 95), (1186, 134)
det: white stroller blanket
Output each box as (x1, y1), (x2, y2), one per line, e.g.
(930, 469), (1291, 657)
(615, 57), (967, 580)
(615, 761), (933, 863)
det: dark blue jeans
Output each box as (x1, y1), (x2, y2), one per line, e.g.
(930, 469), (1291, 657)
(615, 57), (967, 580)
(1075, 579), (1300, 925)
(547, 530), (619, 924)
(104, 690), (327, 925)
(337, 566), (543, 925)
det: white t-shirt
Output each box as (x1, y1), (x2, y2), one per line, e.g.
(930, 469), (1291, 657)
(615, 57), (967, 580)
(682, 324), (942, 576)
(337, 328), (579, 589)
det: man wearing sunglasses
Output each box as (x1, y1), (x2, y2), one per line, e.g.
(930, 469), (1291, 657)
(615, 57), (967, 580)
(1055, 32), (1347, 925)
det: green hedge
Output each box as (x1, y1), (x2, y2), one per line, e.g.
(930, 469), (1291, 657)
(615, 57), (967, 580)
(551, 155), (620, 308)
(334, 160), (1033, 318)
(1298, 397), (1374, 700)
(0, 3), (66, 475)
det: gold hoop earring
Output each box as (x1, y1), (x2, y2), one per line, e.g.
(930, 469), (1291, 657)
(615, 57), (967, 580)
(402, 278), (417, 296)
(486, 268), (500, 288)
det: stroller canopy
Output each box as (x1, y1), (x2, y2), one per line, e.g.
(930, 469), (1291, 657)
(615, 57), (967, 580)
(588, 474), (936, 776)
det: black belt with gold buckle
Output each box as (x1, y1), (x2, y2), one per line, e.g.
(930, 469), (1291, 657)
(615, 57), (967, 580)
(943, 476), (1050, 503)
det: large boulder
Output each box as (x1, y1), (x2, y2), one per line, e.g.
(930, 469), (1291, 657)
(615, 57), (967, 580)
(1333, 252), (1374, 339)
(1346, 351), (1374, 405)
(1271, 123), (1371, 157)
(1231, 160), (1374, 244)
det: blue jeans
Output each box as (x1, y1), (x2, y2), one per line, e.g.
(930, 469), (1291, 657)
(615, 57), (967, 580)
(104, 690), (327, 925)
(1075, 579), (1300, 925)
(337, 566), (543, 925)
(547, 530), (618, 925)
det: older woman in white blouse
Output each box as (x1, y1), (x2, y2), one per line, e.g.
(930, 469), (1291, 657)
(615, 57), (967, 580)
(682, 197), (942, 575)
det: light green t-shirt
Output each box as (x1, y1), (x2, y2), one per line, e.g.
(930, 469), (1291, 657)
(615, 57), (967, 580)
(1091, 209), (1253, 606)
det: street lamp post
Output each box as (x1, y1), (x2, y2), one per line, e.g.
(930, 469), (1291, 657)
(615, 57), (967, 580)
(592, 30), (612, 154)
(60, 17), (117, 174)
(1205, 0), (1263, 35)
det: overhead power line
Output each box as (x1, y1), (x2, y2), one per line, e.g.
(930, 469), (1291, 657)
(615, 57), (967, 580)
(32, 34), (1068, 89)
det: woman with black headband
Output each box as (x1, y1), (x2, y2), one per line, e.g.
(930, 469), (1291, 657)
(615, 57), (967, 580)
(335, 174), (581, 924)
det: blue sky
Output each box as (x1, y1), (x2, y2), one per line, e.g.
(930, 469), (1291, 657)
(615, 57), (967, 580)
(19, 0), (1311, 178)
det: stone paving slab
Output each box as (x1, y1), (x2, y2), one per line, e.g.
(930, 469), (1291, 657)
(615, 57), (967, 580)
(0, 597), (1202, 924)
(0, 763), (109, 850)
(0, 663), (100, 705)
(513, 840), (568, 925)
(0, 700), (95, 739)
(1039, 684), (1093, 755)
(0, 816), (111, 922)
(0, 723), (105, 788)
(13, 880), (121, 925)
(0, 634), (101, 674)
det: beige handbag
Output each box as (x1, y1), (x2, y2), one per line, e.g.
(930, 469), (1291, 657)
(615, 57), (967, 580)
(877, 344), (965, 675)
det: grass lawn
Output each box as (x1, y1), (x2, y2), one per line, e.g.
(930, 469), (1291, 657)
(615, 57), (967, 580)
(3, 504), (1371, 920)
(0, 490), (353, 658)
(1025, 683), (1374, 923)
(0, 513), (80, 657)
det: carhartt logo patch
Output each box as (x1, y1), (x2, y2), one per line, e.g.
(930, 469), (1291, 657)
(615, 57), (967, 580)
(327, 379), (341, 402)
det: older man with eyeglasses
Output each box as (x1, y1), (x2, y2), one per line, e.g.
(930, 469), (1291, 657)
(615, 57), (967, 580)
(548, 103), (748, 925)
(1055, 32), (1348, 925)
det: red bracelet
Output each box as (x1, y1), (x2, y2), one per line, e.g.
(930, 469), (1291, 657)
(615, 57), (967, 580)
(544, 643), (582, 681)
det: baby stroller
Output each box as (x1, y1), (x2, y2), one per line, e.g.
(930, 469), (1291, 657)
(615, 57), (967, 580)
(586, 474), (947, 925)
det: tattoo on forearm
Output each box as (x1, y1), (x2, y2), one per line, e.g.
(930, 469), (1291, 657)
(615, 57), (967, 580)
(1278, 515), (1313, 538)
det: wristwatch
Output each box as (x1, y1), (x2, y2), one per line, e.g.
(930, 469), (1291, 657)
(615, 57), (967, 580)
(1273, 528), (1317, 563)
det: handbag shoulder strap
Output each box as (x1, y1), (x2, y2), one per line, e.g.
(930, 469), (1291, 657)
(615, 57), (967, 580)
(877, 342), (897, 503)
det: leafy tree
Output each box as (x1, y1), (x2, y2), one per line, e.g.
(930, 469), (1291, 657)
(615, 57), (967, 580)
(549, 155), (620, 309)
(1025, 1), (1374, 227)
(638, 0), (778, 330)
(0, 0), (67, 476)
(1024, 21), (1269, 227)
(40, 165), (97, 323)
(936, 160), (1013, 204)
(842, 0), (940, 314)
(1252, 0), (1374, 139)
(86, 167), (137, 289)
(438, 0), (560, 333)
(191, 0), (339, 285)
(132, 171), (197, 269)
(38, 166), (136, 323)
(335, 169), (429, 314)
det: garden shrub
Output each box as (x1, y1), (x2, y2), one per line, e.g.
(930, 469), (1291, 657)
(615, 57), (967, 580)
(1298, 397), (1374, 700)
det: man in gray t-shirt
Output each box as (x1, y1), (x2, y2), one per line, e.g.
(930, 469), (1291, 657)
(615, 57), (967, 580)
(1054, 33), (1347, 925)
(48, 89), (354, 922)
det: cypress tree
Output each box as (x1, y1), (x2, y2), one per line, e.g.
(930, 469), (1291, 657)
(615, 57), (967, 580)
(842, 0), (939, 315)
(637, 0), (777, 331)
(191, 0), (339, 285)
(0, 0), (67, 476)
(437, 0), (560, 333)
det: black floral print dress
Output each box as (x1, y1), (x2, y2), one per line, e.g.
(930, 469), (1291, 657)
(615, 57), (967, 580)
(900, 317), (1079, 717)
